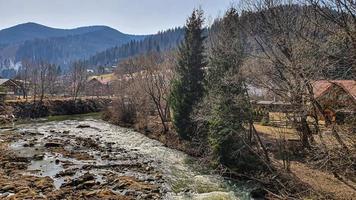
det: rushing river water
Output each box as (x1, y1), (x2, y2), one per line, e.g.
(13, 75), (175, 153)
(8, 115), (254, 200)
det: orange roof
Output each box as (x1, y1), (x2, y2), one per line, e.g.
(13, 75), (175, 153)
(88, 73), (117, 85)
(312, 80), (356, 101)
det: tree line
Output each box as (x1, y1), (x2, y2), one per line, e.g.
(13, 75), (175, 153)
(16, 59), (90, 102)
(84, 28), (184, 69)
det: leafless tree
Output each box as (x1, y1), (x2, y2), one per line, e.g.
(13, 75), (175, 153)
(241, 0), (322, 147)
(18, 59), (32, 100)
(70, 61), (87, 101)
(46, 64), (61, 97)
(139, 53), (174, 133)
(112, 53), (175, 132)
(38, 61), (50, 102)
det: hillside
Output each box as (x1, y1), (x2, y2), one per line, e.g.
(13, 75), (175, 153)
(0, 22), (108, 45)
(84, 27), (184, 68)
(0, 23), (147, 76)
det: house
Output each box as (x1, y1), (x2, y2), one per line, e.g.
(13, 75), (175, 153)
(86, 73), (117, 96)
(0, 79), (24, 99)
(312, 80), (356, 123)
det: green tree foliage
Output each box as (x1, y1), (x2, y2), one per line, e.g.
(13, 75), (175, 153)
(85, 28), (185, 68)
(170, 9), (206, 140)
(204, 8), (257, 168)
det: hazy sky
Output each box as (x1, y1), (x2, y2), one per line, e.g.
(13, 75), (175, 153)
(0, 0), (235, 34)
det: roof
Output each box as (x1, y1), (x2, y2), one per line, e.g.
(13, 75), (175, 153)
(313, 80), (356, 101)
(88, 73), (117, 85)
(0, 79), (9, 85)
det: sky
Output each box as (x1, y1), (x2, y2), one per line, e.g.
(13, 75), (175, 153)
(0, 0), (235, 35)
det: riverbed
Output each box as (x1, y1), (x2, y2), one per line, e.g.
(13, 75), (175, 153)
(0, 116), (253, 199)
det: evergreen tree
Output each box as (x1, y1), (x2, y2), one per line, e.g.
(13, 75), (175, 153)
(170, 9), (206, 140)
(205, 8), (254, 167)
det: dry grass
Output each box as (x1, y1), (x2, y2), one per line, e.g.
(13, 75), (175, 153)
(255, 121), (356, 199)
(254, 123), (299, 141)
(290, 161), (356, 200)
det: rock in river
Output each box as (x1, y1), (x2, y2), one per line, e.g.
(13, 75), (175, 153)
(44, 142), (62, 148)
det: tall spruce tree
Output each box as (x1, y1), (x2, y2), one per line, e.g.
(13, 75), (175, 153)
(170, 9), (206, 140)
(206, 8), (254, 167)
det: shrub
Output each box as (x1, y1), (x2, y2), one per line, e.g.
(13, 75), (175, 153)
(106, 98), (137, 125)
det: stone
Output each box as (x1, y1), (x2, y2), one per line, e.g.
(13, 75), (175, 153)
(61, 173), (95, 188)
(1, 185), (15, 192)
(84, 191), (97, 196)
(77, 180), (96, 189)
(44, 142), (62, 148)
(33, 154), (44, 160)
(55, 169), (76, 177)
(76, 124), (91, 128)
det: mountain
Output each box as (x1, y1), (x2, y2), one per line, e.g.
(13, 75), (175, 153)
(84, 27), (185, 68)
(14, 26), (146, 67)
(0, 22), (147, 76)
(0, 22), (107, 45)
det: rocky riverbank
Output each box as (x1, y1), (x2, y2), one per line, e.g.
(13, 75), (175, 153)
(0, 122), (163, 199)
(0, 98), (111, 123)
(0, 117), (251, 199)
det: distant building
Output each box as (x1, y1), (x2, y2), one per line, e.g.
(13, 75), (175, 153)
(312, 80), (356, 122)
(86, 69), (94, 74)
(0, 79), (24, 99)
(86, 73), (117, 96)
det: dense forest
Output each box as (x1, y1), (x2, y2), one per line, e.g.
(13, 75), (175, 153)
(14, 27), (146, 69)
(83, 27), (185, 68)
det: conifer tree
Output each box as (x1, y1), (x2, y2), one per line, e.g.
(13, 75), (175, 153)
(206, 8), (253, 166)
(170, 9), (206, 140)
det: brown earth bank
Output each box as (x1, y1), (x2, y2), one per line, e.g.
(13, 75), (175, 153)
(1, 98), (111, 121)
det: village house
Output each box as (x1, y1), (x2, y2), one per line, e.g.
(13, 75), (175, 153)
(312, 80), (356, 123)
(0, 78), (24, 99)
(86, 73), (117, 97)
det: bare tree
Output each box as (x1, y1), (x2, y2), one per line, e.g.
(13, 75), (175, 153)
(38, 61), (50, 102)
(139, 53), (174, 133)
(112, 53), (175, 132)
(29, 62), (40, 102)
(18, 59), (32, 100)
(241, 0), (321, 147)
(47, 64), (61, 97)
(308, 0), (356, 78)
(70, 61), (87, 101)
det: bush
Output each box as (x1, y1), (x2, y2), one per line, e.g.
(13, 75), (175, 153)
(106, 99), (137, 126)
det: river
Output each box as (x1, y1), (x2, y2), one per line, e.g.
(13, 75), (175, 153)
(0, 115), (254, 199)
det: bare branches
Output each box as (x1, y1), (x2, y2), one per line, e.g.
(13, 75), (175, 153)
(113, 53), (175, 133)
(70, 61), (87, 101)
